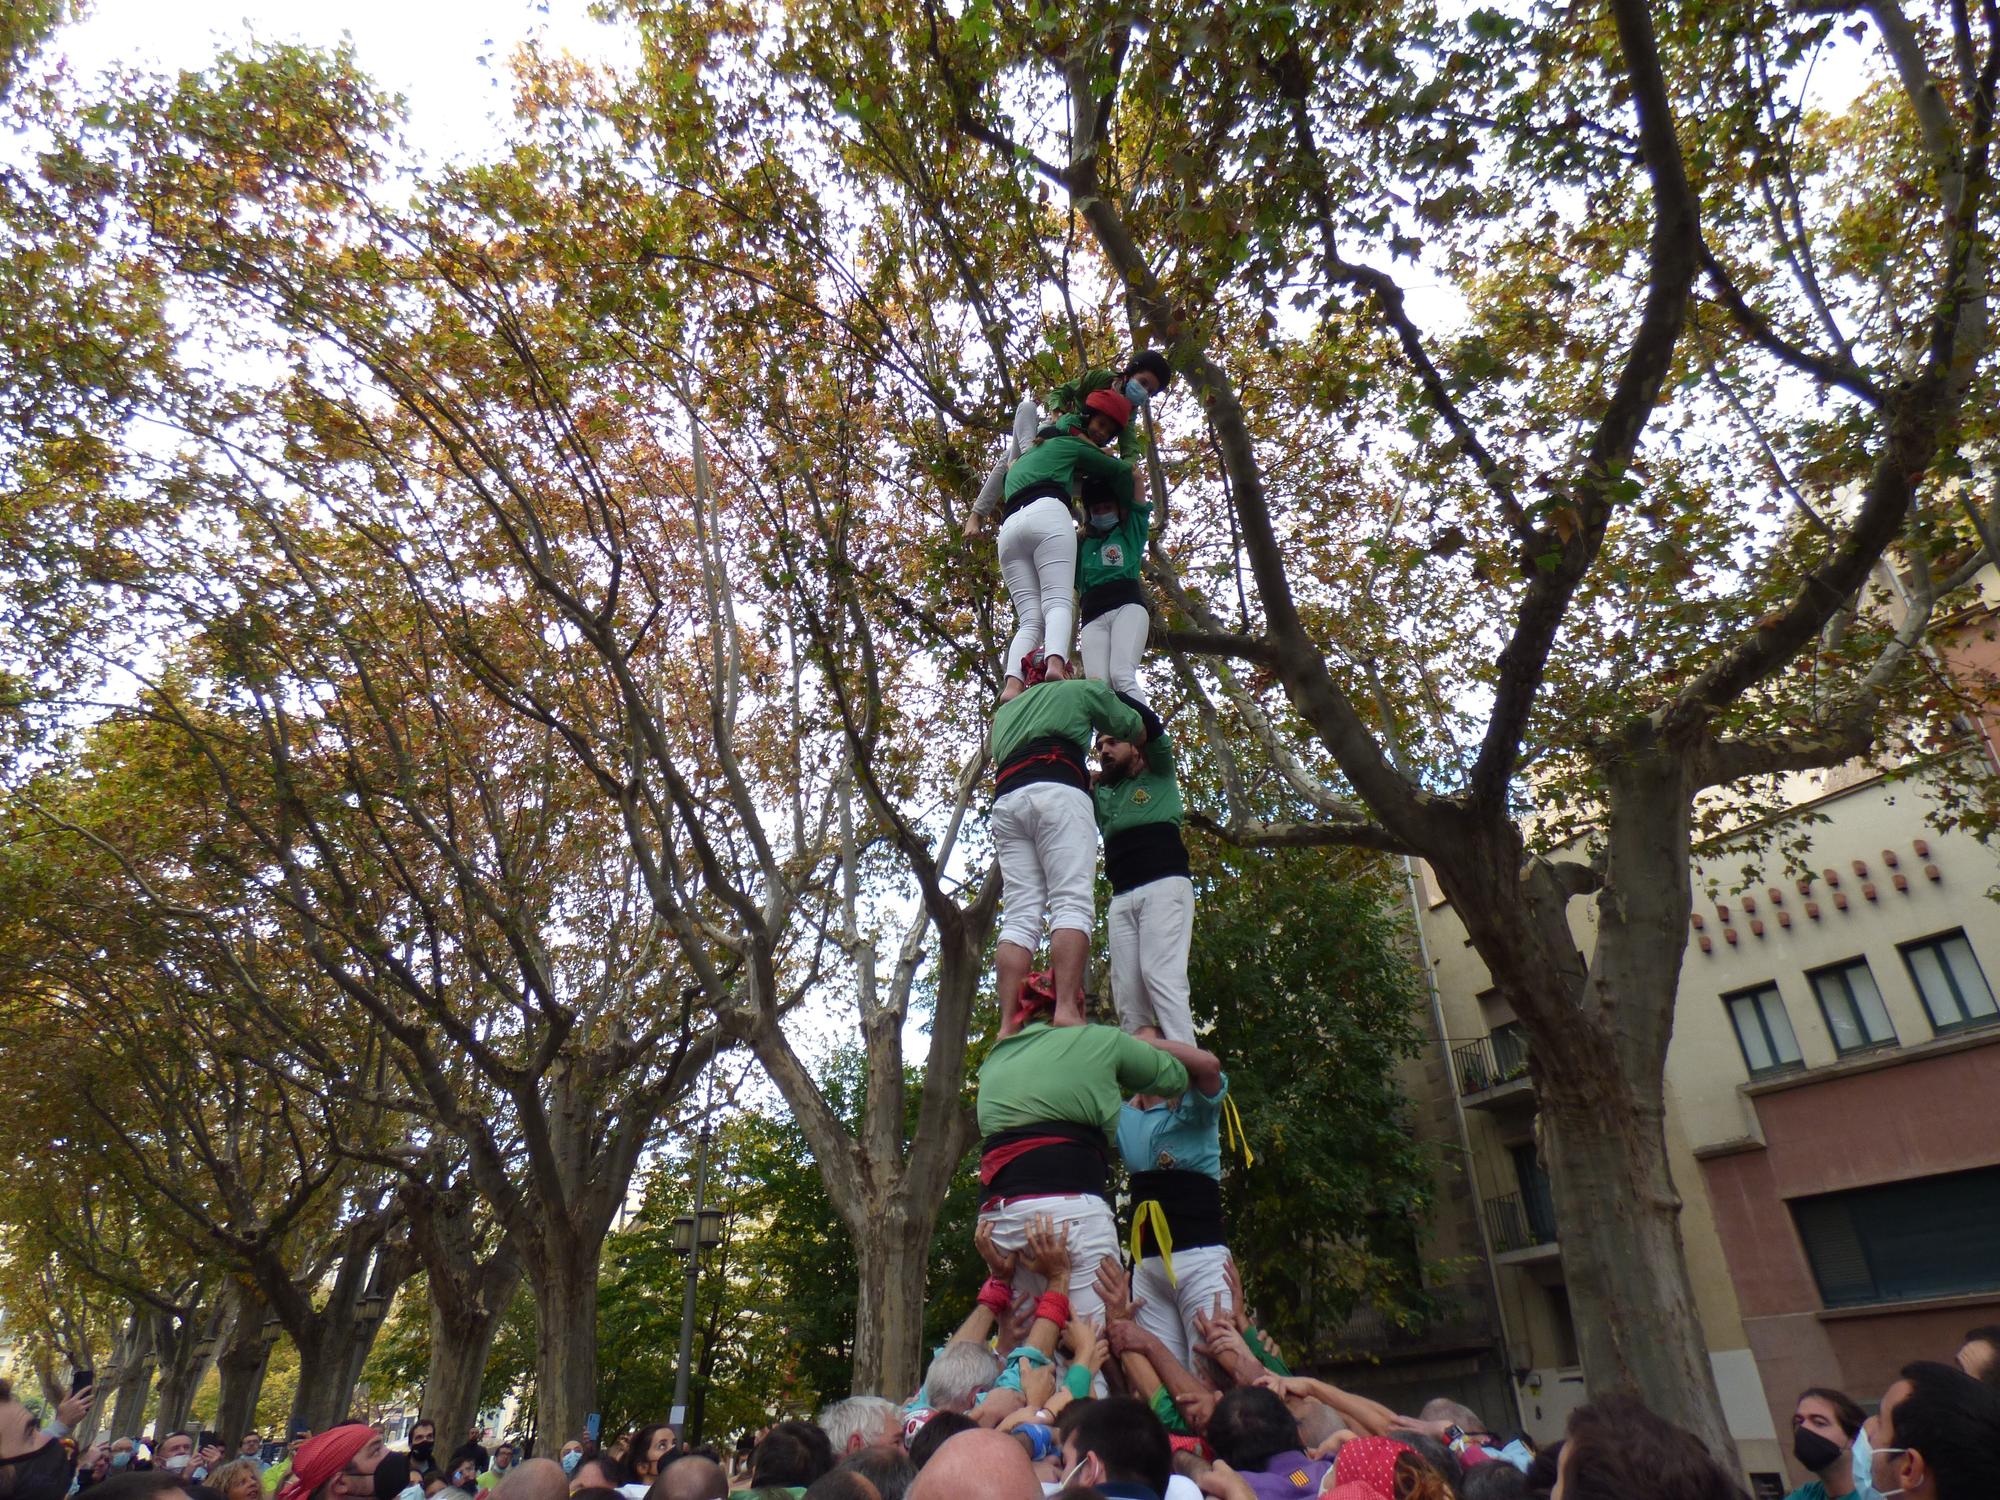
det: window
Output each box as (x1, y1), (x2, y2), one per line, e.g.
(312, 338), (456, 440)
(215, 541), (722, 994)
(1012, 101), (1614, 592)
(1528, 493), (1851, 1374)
(1792, 1166), (2000, 1308)
(1901, 931), (1999, 1034)
(1808, 959), (1896, 1054)
(1726, 984), (1804, 1077)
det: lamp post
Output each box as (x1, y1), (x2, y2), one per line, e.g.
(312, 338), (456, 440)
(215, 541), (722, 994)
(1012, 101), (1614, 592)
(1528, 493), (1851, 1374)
(668, 1120), (721, 1433)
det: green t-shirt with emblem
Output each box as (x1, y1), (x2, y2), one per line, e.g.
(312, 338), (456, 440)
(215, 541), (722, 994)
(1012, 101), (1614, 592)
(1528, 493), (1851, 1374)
(1093, 731), (1181, 839)
(1077, 497), (1150, 593)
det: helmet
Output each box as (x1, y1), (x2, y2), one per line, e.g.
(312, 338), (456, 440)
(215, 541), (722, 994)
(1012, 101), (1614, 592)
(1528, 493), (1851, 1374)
(1082, 387), (1134, 432)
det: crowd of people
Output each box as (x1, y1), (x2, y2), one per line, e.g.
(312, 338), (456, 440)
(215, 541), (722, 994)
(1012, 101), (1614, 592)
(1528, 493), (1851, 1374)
(4, 1322), (1996, 1500)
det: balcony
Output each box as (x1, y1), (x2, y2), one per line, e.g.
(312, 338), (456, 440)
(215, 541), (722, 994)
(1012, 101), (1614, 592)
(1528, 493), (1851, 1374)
(1450, 1023), (1534, 1110)
(1485, 1187), (1559, 1262)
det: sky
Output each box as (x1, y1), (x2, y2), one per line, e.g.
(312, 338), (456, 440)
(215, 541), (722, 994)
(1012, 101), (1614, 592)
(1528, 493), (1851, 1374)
(50, 0), (633, 161)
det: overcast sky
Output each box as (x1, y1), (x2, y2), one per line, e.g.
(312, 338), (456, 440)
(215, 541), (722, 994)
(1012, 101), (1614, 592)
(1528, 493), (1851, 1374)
(50, 0), (633, 160)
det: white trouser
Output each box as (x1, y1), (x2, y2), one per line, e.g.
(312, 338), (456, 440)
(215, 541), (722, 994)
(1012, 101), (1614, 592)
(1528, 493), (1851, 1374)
(1108, 875), (1195, 1041)
(1079, 602), (1150, 704)
(993, 783), (1098, 951)
(1132, 1244), (1235, 1372)
(998, 496), (1078, 681)
(978, 1194), (1122, 1326)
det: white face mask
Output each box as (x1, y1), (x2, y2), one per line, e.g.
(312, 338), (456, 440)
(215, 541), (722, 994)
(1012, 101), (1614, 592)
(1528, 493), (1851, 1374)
(1850, 1423), (1905, 1499)
(165, 1456), (192, 1473)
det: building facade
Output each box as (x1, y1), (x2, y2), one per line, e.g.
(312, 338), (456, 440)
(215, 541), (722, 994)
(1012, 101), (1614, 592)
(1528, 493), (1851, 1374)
(1402, 751), (2000, 1495)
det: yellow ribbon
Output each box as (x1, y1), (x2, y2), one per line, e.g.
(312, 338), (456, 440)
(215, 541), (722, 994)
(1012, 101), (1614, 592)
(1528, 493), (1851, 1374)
(1130, 1200), (1177, 1286)
(1222, 1096), (1254, 1168)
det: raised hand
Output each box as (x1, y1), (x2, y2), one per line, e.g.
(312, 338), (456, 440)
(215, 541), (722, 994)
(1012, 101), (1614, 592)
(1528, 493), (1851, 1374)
(1066, 1315), (1106, 1373)
(55, 1385), (95, 1430)
(1308, 1429), (1357, 1461)
(975, 1219), (1017, 1281)
(1093, 1255), (1144, 1323)
(1020, 1214), (1072, 1280)
(1018, 1358), (1057, 1412)
(1223, 1256), (1250, 1331)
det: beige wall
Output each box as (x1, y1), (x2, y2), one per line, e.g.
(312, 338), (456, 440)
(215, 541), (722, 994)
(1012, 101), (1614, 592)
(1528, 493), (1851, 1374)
(1407, 756), (2000, 1478)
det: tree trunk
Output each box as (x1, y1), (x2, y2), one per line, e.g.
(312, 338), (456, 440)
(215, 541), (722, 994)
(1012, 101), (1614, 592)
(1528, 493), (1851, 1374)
(525, 1243), (600, 1448)
(213, 1289), (276, 1448)
(289, 1318), (357, 1433)
(849, 1209), (931, 1399)
(333, 1239), (419, 1420)
(151, 1300), (225, 1438)
(1447, 740), (1737, 1462)
(421, 1291), (502, 1449)
(107, 1313), (156, 1442)
(401, 1172), (521, 1444)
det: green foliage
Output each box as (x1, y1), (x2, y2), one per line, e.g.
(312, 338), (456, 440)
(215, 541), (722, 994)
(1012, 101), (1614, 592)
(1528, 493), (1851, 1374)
(596, 1060), (982, 1442)
(1184, 843), (1438, 1363)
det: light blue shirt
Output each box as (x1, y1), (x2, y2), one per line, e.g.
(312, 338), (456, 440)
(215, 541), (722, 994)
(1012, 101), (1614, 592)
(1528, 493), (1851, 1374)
(1117, 1073), (1228, 1180)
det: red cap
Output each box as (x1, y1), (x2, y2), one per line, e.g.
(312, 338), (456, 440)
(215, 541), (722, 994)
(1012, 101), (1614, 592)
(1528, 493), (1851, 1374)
(1083, 387), (1134, 431)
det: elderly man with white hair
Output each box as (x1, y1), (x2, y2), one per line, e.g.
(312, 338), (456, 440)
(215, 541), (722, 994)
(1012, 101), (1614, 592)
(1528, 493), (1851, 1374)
(816, 1398), (902, 1457)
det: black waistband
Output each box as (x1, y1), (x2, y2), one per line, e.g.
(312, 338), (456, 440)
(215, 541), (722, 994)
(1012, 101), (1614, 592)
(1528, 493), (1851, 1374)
(982, 1122), (1112, 1204)
(1105, 821), (1190, 893)
(1003, 481), (1074, 520)
(1081, 577), (1149, 624)
(996, 734), (1090, 796)
(1128, 1168), (1226, 1253)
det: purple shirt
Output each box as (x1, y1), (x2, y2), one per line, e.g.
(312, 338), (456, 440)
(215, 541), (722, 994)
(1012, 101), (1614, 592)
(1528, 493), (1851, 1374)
(1238, 1452), (1331, 1499)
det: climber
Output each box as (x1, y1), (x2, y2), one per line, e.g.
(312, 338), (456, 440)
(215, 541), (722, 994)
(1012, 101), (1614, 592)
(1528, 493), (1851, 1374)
(1118, 1034), (1245, 1371)
(1093, 700), (1194, 1043)
(967, 352), (1175, 529)
(989, 664), (1148, 1027)
(975, 969), (1200, 1325)
(970, 390), (1137, 699)
(1075, 470), (1154, 704)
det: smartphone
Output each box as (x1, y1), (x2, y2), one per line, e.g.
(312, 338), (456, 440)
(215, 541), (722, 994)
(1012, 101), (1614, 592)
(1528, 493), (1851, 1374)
(200, 1432), (222, 1452)
(70, 1370), (93, 1397)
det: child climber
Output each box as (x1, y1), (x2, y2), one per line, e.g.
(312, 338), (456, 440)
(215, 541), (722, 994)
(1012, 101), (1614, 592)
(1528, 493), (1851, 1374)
(974, 389), (1136, 700)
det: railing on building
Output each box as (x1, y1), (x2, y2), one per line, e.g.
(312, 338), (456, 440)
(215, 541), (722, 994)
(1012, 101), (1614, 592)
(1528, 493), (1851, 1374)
(1450, 1022), (1531, 1097)
(1484, 1188), (1559, 1255)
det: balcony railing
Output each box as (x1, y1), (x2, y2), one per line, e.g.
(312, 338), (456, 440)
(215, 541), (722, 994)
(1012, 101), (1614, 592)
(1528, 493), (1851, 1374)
(1485, 1189), (1559, 1255)
(1450, 1023), (1531, 1097)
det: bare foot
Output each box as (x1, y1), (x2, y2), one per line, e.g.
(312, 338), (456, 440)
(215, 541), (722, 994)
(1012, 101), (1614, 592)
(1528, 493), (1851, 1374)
(1044, 655), (1071, 681)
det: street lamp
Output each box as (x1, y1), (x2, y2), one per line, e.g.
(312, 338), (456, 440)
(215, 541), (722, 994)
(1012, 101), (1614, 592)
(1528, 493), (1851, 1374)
(357, 1293), (387, 1325)
(669, 1078), (727, 1434)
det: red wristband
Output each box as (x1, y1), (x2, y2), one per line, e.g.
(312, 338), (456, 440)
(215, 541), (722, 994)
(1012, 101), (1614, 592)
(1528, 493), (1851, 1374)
(1034, 1290), (1072, 1326)
(978, 1276), (1014, 1314)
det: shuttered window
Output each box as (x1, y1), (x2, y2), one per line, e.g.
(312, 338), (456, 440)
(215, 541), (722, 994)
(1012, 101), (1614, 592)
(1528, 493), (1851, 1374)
(1792, 1166), (2000, 1307)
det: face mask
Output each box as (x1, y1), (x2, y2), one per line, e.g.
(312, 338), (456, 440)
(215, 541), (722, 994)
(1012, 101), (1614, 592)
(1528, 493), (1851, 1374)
(1122, 379), (1152, 406)
(410, 1444), (433, 1463)
(1851, 1424), (1904, 1500)
(111, 1456), (131, 1472)
(5, 1437), (77, 1500)
(165, 1457), (191, 1473)
(559, 1455), (580, 1478)
(1793, 1428), (1844, 1473)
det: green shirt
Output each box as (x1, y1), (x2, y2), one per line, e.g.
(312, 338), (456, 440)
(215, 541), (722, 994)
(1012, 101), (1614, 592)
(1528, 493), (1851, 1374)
(1048, 368), (1148, 462)
(1093, 730), (1181, 839)
(977, 1021), (1190, 1138)
(1077, 497), (1150, 593)
(1002, 418), (1135, 510)
(1783, 1485), (1858, 1500)
(990, 679), (1145, 766)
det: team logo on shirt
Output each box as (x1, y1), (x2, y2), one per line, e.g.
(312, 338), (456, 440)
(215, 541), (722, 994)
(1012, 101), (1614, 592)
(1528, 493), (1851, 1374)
(1155, 1149), (1177, 1169)
(1133, 787), (1151, 804)
(1101, 541), (1124, 568)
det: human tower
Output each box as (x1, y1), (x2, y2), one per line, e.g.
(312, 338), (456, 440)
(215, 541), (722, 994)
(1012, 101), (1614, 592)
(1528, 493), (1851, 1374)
(960, 355), (1250, 1382)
